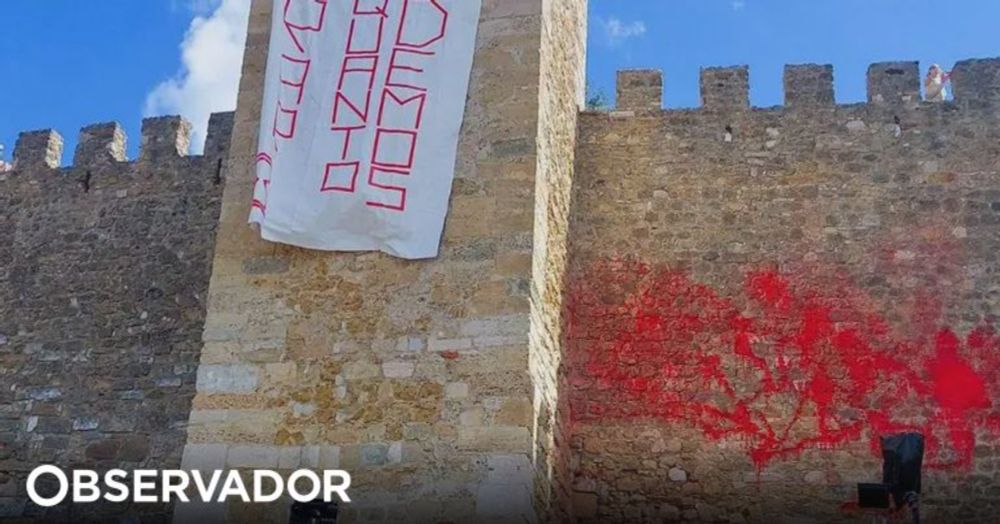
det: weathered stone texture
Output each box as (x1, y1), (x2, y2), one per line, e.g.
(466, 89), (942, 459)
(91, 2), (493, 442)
(616, 70), (662, 111)
(529, 0), (588, 521)
(174, 0), (585, 522)
(566, 60), (1000, 522)
(0, 115), (230, 521)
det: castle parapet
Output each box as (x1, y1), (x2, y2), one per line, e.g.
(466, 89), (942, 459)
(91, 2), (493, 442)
(609, 58), (1000, 113)
(951, 58), (1000, 106)
(617, 70), (662, 111)
(140, 116), (193, 162)
(74, 122), (127, 166)
(867, 61), (920, 106)
(784, 64), (835, 109)
(700, 66), (749, 111)
(203, 112), (236, 158)
(13, 129), (63, 170)
(7, 113), (234, 176)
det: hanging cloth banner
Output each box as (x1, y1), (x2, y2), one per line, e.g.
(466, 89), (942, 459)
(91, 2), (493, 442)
(251, 0), (483, 259)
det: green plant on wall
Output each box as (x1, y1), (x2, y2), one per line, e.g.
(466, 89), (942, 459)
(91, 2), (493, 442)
(586, 84), (609, 110)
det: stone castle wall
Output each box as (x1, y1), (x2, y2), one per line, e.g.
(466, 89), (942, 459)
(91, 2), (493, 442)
(566, 60), (1000, 522)
(0, 114), (233, 521)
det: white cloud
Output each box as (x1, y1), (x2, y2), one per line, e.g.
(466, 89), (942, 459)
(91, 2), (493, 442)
(170, 0), (219, 16)
(145, 0), (250, 153)
(597, 16), (647, 47)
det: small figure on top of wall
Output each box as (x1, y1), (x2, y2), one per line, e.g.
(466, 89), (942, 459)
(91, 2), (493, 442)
(0, 144), (11, 172)
(925, 64), (951, 101)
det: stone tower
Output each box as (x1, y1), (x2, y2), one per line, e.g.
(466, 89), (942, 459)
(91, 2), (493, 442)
(175, 0), (588, 522)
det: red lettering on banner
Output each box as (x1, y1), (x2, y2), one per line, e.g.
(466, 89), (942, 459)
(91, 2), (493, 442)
(322, 161), (361, 193)
(366, 166), (409, 211)
(385, 48), (432, 91)
(330, 126), (365, 162)
(322, 0), (451, 212)
(327, 0), (392, 189)
(253, 153), (273, 215)
(273, 103), (299, 139)
(332, 55), (379, 126)
(279, 54), (311, 105)
(255, 1), (329, 213)
(396, 0), (448, 49)
(377, 89), (426, 128)
(283, 0), (329, 53)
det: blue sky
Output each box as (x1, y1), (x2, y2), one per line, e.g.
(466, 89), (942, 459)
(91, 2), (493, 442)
(1, 0), (998, 164)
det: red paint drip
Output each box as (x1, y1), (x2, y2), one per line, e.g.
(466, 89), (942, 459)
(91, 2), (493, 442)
(566, 259), (1000, 470)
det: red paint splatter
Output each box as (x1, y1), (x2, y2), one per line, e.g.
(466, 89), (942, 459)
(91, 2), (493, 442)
(439, 350), (461, 360)
(566, 259), (1000, 470)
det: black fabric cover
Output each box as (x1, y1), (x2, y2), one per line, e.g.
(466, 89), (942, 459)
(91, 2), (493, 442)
(881, 432), (924, 507)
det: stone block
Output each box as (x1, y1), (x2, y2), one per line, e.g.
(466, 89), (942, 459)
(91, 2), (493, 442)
(227, 446), (280, 468)
(486, 453), (532, 484)
(360, 443), (389, 467)
(388, 442), (403, 464)
(278, 446), (302, 469)
(196, 364), (259, 394)
(342, 360), (380, 380)
(428, 338), (473, 352)
(382, 361), (415, 378)
(668, 467), (688, 482)
(300, 446), (321, 468)
(319, 446), (341, 468)
(457, 427), (531, 452)
(445, 382), (470, 399)
(181, 444), (229, 471)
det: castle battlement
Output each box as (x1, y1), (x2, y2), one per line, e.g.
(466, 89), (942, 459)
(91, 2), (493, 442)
(612, 58), (1000, 113)
(8, 112), (234, 173)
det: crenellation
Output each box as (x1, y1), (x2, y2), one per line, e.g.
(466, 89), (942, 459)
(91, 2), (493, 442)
(204, 111), (236, 158)
(616, 69), (662, 111)
(867, 60), (920, 106)
(950, 58), (1000, 105)
(609, 59), (999, 118)
(2, 114), (233, 207)
(74, 122), (127, 166)
(700, 65), (750, 111)
(13, 129), (63, 170)
(784, 64), (835, 109)
(140, 115), (192, 161)
(5, 114), (229, 178)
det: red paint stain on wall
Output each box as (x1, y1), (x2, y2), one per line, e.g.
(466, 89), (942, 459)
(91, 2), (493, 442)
(566, 259), (1000, 469)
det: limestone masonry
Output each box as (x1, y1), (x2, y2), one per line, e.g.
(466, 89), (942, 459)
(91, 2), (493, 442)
(2, 0), (1000, 522)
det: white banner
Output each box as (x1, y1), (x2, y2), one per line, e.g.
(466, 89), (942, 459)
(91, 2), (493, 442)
(251, 0), (483, 259)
